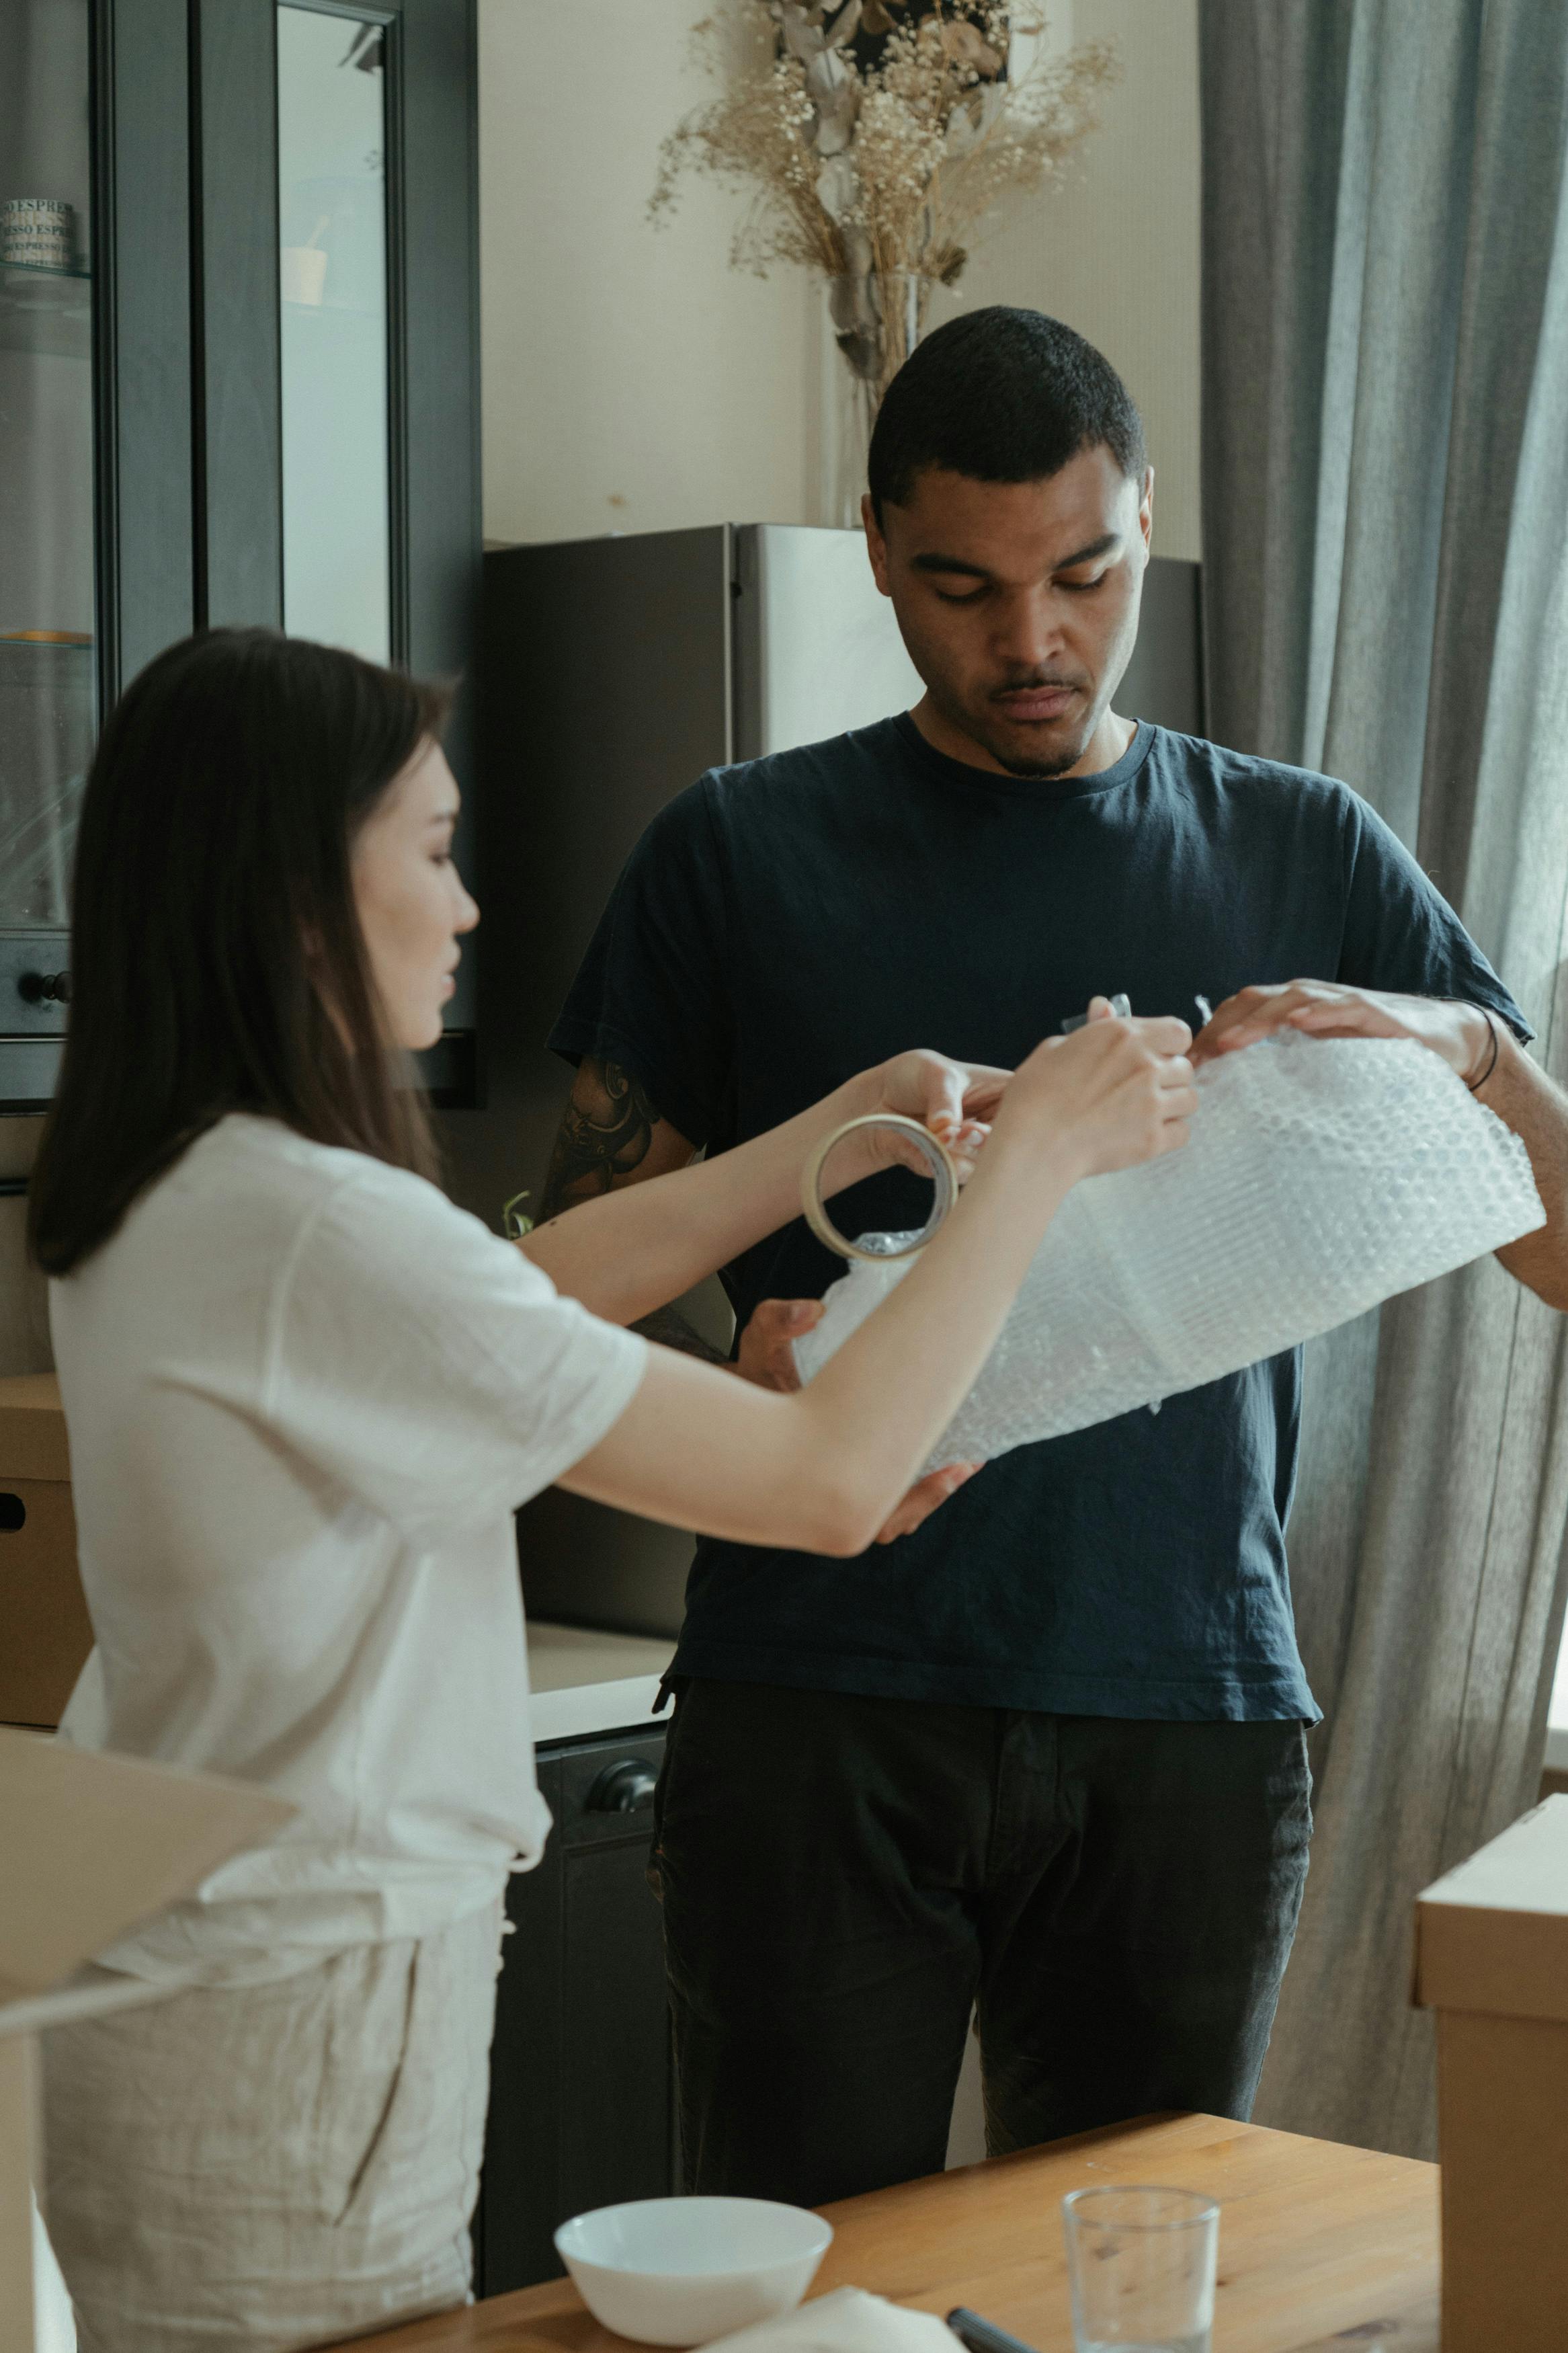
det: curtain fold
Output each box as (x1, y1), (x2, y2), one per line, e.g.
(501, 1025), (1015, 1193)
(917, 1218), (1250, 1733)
(1200, 0), (1568, 2157)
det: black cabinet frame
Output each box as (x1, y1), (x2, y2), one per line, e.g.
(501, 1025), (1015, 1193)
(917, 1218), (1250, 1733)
(188, 0), (481, 1083)
(0, 0), (194, 1112)
(197, 0), (479, 1078)
(94, 0), (197, 692)
(91, 0), (485, 706)
(190, 0), (481, 696)
(0, 0), (479, 1113)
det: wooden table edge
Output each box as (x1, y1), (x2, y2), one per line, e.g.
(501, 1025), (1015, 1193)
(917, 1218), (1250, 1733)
(335, 2113), (1439, 2353)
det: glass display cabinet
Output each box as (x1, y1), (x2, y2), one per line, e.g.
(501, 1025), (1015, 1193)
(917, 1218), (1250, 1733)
(1, 0), (97, 1109)
(0, 0), (479, 1114)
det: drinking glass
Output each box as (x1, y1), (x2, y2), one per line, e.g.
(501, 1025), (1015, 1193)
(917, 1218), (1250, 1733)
(1061, 2184), (1219, 2353)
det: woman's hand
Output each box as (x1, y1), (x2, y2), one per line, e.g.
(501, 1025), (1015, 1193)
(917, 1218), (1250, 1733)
(566, 1018), (1198, 1558)
(862, 1045), (1012, 1131)
(826, 1048), (1013, 1190)
(991, 1008), (1197, 1181)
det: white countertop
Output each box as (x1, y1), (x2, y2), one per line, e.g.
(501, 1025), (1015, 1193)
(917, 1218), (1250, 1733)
(526, 1619), (676, 1745)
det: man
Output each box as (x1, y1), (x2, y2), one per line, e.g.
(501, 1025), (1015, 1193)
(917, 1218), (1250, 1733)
(540, 308), (1568, 2204)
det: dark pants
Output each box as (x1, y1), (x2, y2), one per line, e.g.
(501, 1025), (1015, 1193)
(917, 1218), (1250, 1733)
(651, 1681), (1312, 2208)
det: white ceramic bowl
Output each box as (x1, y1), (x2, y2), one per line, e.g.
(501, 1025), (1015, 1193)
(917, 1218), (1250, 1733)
(554, 2194), (834, 2346)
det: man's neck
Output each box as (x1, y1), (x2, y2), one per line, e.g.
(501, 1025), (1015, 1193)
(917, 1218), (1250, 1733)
(910, 694), (1136, 779)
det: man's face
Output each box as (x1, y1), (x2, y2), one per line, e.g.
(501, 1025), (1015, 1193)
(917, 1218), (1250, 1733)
(865, 446), (1153, 778)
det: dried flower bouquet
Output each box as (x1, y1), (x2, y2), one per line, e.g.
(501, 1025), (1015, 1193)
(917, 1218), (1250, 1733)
(651, 2), (1120, 411)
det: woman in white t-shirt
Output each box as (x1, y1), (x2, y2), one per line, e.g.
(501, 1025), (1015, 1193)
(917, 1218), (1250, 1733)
(29, 630), (1194, 2353)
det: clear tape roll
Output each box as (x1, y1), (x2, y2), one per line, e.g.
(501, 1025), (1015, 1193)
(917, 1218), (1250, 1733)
(800, 1114), (960, 1264)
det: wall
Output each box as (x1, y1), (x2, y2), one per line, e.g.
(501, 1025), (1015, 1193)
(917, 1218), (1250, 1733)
(956, 0), (1202, 563)
(479, 0), (823, 546)
(477, 0), (1202, 559)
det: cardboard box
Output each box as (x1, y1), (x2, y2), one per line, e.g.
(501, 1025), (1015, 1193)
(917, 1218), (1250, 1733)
(0, 1377), (93, 1728)
(0, 1726), (294, 2350)
(1413, 1794), (1568, 2351)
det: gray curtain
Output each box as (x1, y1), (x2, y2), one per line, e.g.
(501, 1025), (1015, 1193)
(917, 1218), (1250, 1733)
(1200, 0), (1568, 2157)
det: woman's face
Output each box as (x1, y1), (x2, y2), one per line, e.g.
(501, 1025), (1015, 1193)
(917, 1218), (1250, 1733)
(352, 738), (479, 1051)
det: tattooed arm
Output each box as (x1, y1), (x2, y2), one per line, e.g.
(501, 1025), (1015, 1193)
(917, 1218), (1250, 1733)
(524, 1044), (1025, 1539)
(535, 1058), (728, 1363)
(537, 1059), (675, 1211)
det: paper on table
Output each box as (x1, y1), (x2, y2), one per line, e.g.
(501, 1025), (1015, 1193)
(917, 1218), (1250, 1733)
(703, 2288), (954, 2353)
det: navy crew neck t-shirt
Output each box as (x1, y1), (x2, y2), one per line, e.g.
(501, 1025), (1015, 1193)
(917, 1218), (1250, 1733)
(550, 714), (1529, 1722)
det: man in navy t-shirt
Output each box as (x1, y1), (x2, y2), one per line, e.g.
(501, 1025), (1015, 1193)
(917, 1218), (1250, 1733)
(542, 309), (1568, 2204)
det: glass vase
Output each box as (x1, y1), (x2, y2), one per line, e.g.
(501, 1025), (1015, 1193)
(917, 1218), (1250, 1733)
(819, 270), (936, 530)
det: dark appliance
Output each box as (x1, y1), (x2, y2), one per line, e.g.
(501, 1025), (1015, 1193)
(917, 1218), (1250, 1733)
(474, 1723), (676, 2297)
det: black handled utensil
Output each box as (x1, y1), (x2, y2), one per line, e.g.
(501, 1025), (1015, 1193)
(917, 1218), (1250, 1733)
(946, 2307), (1042, 2353)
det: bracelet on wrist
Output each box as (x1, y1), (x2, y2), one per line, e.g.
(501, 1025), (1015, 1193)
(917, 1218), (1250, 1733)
(1465, 1006), (1501, 1093)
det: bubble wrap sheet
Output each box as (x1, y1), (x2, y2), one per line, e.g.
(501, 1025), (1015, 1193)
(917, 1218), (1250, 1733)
(793, 1035), (1544, 1468)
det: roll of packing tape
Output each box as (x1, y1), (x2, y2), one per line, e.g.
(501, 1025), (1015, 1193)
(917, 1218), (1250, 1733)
(800, 1113), (960, 1264)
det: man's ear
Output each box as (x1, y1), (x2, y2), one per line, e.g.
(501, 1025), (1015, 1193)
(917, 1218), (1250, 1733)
(1138, 466), (1155, 554)
(862, 493), (893, 596)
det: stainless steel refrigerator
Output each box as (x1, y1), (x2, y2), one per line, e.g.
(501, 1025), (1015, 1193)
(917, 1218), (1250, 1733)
(448, 524), (1202, 1636)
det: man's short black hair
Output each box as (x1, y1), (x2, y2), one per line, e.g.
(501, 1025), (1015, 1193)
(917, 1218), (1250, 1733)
(867, 306), (1147, 521)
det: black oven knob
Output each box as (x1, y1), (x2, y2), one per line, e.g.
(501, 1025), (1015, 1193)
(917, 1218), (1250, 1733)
(587, 1760), (658, 1814)
(18, 969), (71, 1005)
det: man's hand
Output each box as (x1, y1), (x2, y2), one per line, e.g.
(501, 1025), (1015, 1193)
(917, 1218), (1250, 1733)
(1191, 981), (1495, 1085)
(736, 1297), (982, 1544)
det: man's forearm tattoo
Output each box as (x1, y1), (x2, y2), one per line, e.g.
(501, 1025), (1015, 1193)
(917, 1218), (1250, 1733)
(539, 1061), (661, 1218)
(539, 1062), (728, 1363)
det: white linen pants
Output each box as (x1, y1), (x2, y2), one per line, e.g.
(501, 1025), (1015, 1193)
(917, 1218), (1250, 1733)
(40, 1899), (505, 2353)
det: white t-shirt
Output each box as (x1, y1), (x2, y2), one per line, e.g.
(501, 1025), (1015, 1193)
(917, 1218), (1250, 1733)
(49, 1113), (648, 1985)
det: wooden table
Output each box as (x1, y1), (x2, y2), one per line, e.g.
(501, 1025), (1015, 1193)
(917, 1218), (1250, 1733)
(343, 2114), (1438, 2353)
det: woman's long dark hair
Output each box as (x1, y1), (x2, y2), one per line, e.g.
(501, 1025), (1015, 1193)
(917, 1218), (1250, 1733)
(30, 627), (452, 1275)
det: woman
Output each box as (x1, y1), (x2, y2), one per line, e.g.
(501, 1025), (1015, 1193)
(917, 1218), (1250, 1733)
(30, 629), (1194, 2352)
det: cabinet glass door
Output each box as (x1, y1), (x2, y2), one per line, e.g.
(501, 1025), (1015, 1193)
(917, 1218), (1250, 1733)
(277, 5), (391, 663)
(0, 0), (95, 974)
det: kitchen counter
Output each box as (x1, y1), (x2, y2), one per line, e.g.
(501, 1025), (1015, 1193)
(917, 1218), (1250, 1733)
(525, 1620), (675, 1745)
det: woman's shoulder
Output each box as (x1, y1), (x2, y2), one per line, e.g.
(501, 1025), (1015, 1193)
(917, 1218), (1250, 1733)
(104, 1115), (515, 1315)
(190, 1115), (515, 1273)
(177, 1113), (432, 1207)
(73, 1109), (562, 1380)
